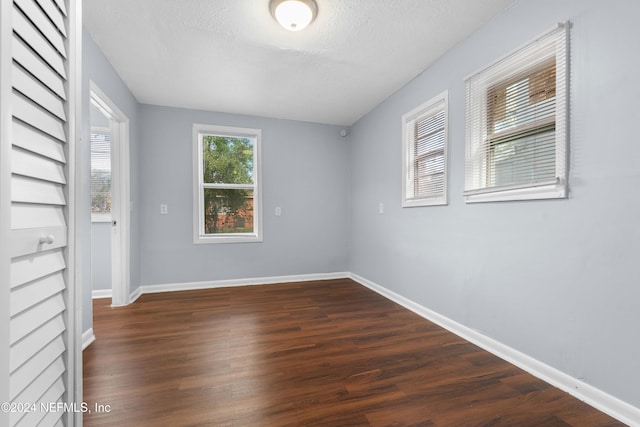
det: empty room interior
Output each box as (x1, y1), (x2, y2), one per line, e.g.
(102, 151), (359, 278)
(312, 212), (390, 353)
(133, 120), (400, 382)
(3, 0), (640, 426)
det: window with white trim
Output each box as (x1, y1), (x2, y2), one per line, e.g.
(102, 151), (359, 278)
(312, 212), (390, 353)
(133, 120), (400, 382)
(90, 127), (112, 222)
(464, 23), (568, 203)
(193, 124), (262, 244)
(402, 91), (448, 207)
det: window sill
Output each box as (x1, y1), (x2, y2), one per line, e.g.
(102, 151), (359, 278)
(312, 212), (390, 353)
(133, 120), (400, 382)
(193, 234), (263, 244)
(464, 181), (566, 203)
(402, 197), (447, 208)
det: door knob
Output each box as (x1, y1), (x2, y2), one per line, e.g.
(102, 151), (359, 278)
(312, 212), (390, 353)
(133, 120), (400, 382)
(39, 234), (55, 244)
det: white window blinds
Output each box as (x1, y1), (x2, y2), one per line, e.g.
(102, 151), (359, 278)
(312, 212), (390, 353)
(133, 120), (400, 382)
(403, 91), (448, 207)
(90, 129), (111, 220)
(464, 23), (568, 203)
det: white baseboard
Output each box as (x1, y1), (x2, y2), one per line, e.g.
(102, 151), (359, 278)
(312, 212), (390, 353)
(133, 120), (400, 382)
(349, 272), (640, 427)
(129, 286), (142, 304)
(91, 289), (112, 299)
(82, 328), (95, 350)
(138, 272), (350, 295)
(92, 287), (144, 304)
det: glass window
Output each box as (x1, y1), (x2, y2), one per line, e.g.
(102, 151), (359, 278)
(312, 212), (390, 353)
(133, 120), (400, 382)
(90, 128), (111, 221)
(402, 91), (448, 207)
(193, 124), (262, 243)
(464, 23), (568, 203)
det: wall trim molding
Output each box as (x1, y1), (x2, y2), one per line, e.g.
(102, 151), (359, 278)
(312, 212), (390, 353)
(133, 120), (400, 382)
(129, 286), (143, 304)
(88, 272), (349, 320)
(348, 272), (640, 427)
(137, 272), (350, 296)
(82, 328), (95, 351)
(91, 289), (112, 299)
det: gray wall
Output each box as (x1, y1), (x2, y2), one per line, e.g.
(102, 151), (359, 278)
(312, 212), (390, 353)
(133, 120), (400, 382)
(348, 0), (640, 408)
(82, 31), (141, 331)
(138, 105), (350, 286)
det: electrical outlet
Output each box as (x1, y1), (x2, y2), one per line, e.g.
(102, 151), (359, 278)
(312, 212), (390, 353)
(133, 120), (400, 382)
(160, 204), (168, 215)
(275, 207), (282, 216)
(378, 202), (384, 214)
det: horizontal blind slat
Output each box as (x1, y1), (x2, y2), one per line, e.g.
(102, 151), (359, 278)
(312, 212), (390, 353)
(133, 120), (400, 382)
(38, 405), (65, 427)
(10, 293), (66, 345)
(34, 0), (67, 36)
(12, 146), (65, 184)
(10, 248), (66, 289)
(11, 174), (66, 205)
(10, 314), (65, 371)
(14, 0), (67, 58)
(11, 376), (64, 426)
(12, 34), (66, 99)
(10, 272), (65, 317)
(13, 92), (66, 141)
(11, 203), (65, 229)
(12, 63), (66, 120)
(12, 5), (66, 78)
(10, 359), (64, 416)
(12, 119), (66, 163)
(10, 335), (65, 399)
(51, 0), (67, 16)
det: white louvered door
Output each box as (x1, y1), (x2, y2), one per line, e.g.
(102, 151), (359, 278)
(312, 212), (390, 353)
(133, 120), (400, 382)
(1, 0), (79, 426)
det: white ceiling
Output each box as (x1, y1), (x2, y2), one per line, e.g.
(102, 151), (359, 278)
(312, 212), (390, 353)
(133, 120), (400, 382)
(83, 0), (515, 126)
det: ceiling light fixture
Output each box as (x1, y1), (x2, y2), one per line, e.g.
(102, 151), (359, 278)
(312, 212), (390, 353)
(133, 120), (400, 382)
(270, 0), (318, 32)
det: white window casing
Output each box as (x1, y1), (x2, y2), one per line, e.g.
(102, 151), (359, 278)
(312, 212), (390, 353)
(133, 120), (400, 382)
(402, 91), (449, 207)
(192, 124), (263, 244)
(464, 22), (569, 203)
(90, 126), (111, 222)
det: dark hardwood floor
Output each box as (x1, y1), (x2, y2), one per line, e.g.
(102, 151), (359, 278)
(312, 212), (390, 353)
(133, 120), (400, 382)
(83, 279), (624, 426)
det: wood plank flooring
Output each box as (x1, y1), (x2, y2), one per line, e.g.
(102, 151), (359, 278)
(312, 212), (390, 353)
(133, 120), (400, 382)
(83, 279), (624, 426)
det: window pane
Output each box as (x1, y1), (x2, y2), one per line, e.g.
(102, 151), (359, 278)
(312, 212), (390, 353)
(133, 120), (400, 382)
(90, 132), (111, 214)
(402, 93), (448, 206)
(489, 129), (556, 186)
(464, 23), (567, 201)
(203, 188), (254, 234)
(415, 152), (445, 197)
(416, 110), (445, 140)
(416, 130), (445, 157)
(488, 64), (556, 135)
(202, 135), (254, 185)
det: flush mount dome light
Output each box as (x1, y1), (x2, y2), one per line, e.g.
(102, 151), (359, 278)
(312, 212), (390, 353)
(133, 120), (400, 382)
(270, 0), (318, 31)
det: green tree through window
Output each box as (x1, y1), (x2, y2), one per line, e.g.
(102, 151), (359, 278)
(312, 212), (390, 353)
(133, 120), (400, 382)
(202, 135), (255, 234)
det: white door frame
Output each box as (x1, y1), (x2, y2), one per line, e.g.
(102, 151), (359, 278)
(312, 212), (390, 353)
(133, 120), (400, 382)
(0, 0), (13, 422)
(69, 2), (83, 423)
(89, 82), (131, 307)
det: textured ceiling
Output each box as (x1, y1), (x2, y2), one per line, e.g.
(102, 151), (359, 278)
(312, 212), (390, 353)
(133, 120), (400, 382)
(84, 0), (515, 126)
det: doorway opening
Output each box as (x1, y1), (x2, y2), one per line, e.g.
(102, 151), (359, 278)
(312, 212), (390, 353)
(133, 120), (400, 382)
(89, 83), (130, 307)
